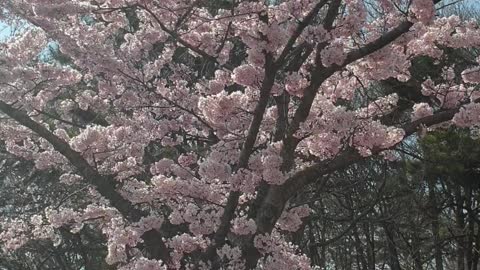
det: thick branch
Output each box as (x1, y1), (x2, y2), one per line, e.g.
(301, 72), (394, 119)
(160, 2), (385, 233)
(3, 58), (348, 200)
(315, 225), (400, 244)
(140, 4), (233, 70)
(0, 101), (173, 267)
(240, 107), (458, 268)
(202, 54), (277, 266)
(257, 108), (459, 237)
(274, 0), (328, 67)
(0, 102), (135, 218)
(289, 18), (416, 142)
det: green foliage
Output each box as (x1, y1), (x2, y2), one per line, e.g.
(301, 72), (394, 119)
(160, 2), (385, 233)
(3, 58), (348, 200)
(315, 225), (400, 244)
(421, 128), (480, 188)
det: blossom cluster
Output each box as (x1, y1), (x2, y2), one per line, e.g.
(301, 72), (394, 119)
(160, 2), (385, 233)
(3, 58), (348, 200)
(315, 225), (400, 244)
(1, 0), (480, 269)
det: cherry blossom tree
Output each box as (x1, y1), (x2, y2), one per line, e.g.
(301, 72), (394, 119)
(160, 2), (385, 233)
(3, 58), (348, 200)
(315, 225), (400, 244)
(0, 0), (479, 269)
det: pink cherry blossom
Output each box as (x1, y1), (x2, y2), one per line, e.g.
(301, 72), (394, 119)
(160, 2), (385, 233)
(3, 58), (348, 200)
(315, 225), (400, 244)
(0, 1), (480, 269)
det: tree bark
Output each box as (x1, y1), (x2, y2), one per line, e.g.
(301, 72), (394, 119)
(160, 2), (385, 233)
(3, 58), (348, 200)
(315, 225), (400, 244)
(427, 178), (444, 270)
(353, 224), (369, 270)
(454, 185), (466, 270)
(383, 223), (402, 270)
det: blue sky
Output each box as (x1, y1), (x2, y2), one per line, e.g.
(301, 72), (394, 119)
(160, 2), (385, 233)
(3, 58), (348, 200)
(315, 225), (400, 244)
(0, 22), (10, 41)
(465, 0), (479, 6)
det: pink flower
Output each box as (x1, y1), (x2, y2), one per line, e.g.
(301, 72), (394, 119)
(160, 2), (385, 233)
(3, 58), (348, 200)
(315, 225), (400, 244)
(462, 67), (480, 84)
(453, 103), (480, 127)
(321, 39), (347, 67)
(285, 72), (309, 97)
(232, 64), (263, 87)
(411, 103), (434, 120)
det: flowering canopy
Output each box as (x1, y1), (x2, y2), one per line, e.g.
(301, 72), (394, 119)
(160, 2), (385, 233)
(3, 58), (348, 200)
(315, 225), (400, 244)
(0, 0), (479, 269)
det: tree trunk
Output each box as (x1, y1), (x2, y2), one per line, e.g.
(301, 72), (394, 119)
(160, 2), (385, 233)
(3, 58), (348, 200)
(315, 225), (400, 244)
(427, 178), (444, 270)
(383, 223), (402, 270)
(454, 185), (466, 270)
(363, 222), (376, 270)
(472, 221), (480, 270)
(353, 224), (368, 270)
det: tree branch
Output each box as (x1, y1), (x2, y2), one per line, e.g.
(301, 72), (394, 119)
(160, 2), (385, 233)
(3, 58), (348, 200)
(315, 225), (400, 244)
(202, 53), (277, 267)
(256, 107), (459, 239)
(0, 100), (174, 267)
(274, 0), (329, 67)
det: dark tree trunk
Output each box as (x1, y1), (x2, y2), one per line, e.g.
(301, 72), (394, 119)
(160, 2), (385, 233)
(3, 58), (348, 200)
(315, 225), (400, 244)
(363, 222), (376, 270)
(472, 222), (480, 270)
(454, 185), (466, 270)
(428, 178), (444, 270)
(411, 235), (424, 270)
(383, 223), (402, 270)
(353, 224), (369, 270)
